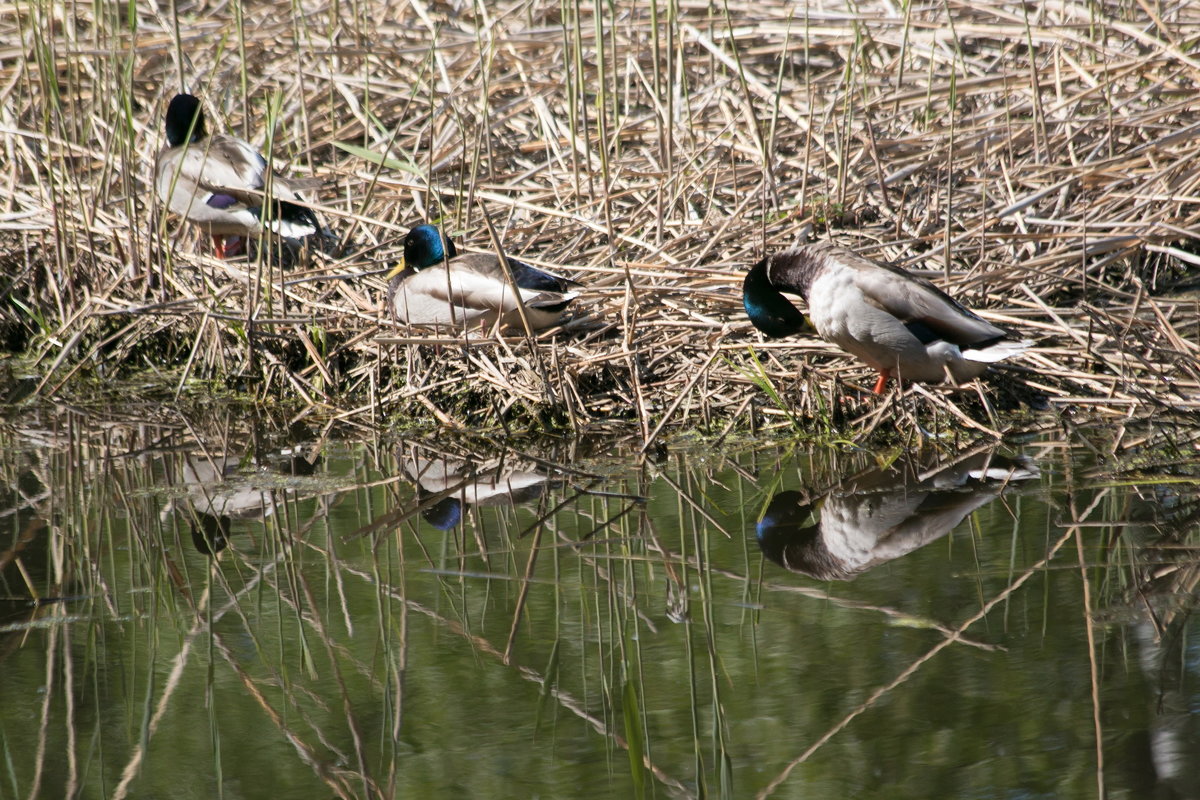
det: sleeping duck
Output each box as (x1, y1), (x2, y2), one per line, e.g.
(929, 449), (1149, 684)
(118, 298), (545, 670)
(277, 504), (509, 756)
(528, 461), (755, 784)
(155, 93), (325, 258)
(743, 241), (1030, 393)
(387, 224), (580, 331)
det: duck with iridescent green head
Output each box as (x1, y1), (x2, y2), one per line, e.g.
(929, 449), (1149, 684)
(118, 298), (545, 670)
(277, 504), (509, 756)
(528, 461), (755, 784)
(743, 241), (1030, 393)
(387, 224), (580, 331)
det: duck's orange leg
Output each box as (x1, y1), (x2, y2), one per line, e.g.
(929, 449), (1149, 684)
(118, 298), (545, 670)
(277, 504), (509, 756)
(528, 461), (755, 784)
(211, 235), (245, 259)
(872, 370), (890, 395)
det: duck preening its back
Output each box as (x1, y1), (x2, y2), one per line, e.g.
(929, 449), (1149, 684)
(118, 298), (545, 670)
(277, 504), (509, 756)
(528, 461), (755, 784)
(743, 241), (1030, 392)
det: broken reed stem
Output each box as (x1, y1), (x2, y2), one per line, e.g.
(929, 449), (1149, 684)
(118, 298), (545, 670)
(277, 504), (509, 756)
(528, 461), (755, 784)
(1, 1), (1198, 437)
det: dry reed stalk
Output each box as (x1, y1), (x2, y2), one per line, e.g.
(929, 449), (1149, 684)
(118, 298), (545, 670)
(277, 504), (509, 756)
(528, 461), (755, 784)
(1, 1), (1198, 440)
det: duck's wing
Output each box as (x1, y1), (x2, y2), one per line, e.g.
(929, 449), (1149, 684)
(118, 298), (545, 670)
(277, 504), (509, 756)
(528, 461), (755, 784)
(198, 135), (324, 237)
(848, 255), (1008, 347)
(833, 486), (998, 565)
(447, 254), (579, 308)
(404, 455), (550, 505)
(168, 134), (267, 194)
(508, 258), (582, 292)
(155, 134), (320, 238)
(156, 134), (264, 224)
(156, 150), (253, 234)
(921, 452), (1040, 487)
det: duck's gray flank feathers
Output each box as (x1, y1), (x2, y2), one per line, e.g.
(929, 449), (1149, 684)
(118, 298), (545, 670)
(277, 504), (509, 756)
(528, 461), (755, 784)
(743, 239), (1030, 391)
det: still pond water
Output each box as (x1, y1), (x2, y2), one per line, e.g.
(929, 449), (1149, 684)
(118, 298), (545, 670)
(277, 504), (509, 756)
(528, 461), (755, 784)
(2, 409), (1198, 799)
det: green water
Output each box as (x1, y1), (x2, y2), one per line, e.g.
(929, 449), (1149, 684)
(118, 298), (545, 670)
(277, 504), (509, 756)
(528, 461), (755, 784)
(1, 412), (1197, 799)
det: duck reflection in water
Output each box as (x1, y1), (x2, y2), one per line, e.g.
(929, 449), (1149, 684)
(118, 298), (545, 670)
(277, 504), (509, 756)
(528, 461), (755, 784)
(404, 453), (562, 530)
(169, 447), (319, 555)
(755, 449), (1039, 581)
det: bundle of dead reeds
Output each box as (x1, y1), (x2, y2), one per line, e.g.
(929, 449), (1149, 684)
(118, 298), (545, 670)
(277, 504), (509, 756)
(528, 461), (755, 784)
(1, 0), (1197, 440)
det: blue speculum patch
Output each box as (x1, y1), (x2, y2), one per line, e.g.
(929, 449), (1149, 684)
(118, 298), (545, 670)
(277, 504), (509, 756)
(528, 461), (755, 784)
(206, 193), (238, 209)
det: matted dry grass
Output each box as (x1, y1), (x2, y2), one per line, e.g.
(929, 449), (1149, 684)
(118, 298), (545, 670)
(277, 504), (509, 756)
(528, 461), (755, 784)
(2, 0), (1198, 441)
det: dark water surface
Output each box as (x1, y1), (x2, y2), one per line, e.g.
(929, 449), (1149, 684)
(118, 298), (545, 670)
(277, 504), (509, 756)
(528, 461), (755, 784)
(2, 411), (1198, 799)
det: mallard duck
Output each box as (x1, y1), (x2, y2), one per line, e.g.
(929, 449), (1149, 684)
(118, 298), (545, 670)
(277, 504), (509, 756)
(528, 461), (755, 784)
(755, 450), (1038, 581)
(387, 224), (579, 331)
(155, 93), (324, 258)
(743, 241), (1030, 393)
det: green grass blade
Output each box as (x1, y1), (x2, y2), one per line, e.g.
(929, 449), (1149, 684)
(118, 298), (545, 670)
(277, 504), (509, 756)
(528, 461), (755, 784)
(332, 141), (422, 175)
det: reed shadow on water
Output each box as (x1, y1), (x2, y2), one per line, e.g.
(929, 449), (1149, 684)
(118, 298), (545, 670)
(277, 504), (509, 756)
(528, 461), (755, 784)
(1, 404), (1198, 797)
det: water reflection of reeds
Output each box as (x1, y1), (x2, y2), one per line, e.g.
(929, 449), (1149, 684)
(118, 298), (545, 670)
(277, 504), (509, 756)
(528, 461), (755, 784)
(1, 409), (1198, 797)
